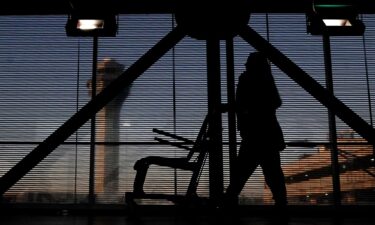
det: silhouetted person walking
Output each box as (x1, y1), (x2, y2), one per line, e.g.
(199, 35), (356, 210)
(225, 52), (287, 209)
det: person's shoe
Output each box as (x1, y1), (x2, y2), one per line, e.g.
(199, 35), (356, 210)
(133, 188), (145, 196)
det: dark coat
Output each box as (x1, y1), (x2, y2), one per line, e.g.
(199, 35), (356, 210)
(236, 65), (285, 151)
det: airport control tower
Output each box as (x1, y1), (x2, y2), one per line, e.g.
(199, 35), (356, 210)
(87, 58), (130, 201)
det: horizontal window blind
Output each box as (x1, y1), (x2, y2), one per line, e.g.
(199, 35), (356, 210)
(0, 13), (373, 206)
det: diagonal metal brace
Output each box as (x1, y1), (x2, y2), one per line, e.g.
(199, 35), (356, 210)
(238, 25), (375, 146)
(0, 26), (186, 196)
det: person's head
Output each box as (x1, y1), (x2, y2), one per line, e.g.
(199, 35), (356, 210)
(245, 51), (269, 70)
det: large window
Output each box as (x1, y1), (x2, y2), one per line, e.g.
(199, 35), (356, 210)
(0, 14), (374, 205)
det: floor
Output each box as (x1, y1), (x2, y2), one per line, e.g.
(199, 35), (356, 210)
(2, 215), (373, 225)
(0, 205), (373, 225)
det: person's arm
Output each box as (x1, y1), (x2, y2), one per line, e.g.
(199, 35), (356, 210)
(235, 74), (248, 131)
(265, 71), (282, 109)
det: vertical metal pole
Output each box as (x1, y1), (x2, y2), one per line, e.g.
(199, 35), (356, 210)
(225, 38), (237, 188)
(206, 38), (223, 204)
(89, 36), (98, 204)
(323, 34), (341, 206)
(361, 32), (375, 160)
(171, 15), (178, 196)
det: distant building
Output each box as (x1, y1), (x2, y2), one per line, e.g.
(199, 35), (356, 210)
(263, 130), (375, 205)
(87, 58), (131, 202)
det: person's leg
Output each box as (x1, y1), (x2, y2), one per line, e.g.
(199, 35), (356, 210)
(225, 141), (259, 204)
(261, 151), (289, 224)
(261, 151), (287, 206)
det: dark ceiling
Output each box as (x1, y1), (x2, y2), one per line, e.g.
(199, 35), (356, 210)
(1, 0), (375, 15)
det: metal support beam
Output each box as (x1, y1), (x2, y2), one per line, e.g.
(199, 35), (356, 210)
(2, 0), (375, 15)
(206, 38), (223, 203)
(225, 38), (237, 188)
(238, 25), (375, 146)
(0, 26), (186, 196)
(323, 34), (341, 206)
(89, 36), (98, 204)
